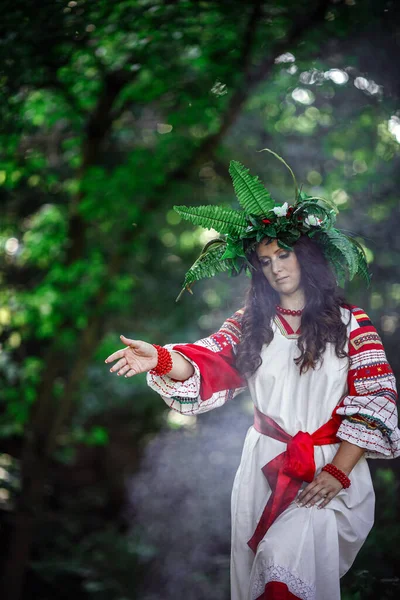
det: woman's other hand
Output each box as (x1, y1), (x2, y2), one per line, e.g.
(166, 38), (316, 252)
(105, 335), (158, 378)
(295, 471), (343, 509)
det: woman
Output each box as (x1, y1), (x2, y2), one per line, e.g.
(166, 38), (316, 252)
(105, 155), (400, 599)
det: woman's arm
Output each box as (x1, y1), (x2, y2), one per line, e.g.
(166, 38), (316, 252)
(335, 306), (400, 459)
(296, 440), (365, 509)
(298, 305), (400, 509)
(106, 310), (247, 417)
(331, 439), (365, 475)
(146, 308), (247, 415)
(168, 351), (195, 381)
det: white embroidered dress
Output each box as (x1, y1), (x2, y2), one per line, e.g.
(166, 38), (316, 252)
(146, 305), (400, 600)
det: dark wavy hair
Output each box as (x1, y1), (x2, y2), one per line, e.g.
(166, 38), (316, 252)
(235, 235), (351, 379)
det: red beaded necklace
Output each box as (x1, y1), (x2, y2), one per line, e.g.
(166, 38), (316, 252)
(276, 304), (304, 317)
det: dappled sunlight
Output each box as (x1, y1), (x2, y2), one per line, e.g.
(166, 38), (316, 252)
(211, 81), (228, 97)
(331, 189), (349, 206)
(354, 76), (382, 95)
(274, 52), (295, 64)
(381, 315), (398, 335)
(5, 238), (19, 256)
(166, 409), (197, 430)
(388, 116), (400, 143)
(199, 228), (220, 244)
(291, 87), (315, 105)
(326, 69), (349, 85)
(0, 308), (11, 326)
(201, 288), (222, 309)
(157, 123), (173, 134)
(0, 454), (20, 511)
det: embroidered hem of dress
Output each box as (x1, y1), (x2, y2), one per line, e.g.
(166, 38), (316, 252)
(251, 562), (316, 600)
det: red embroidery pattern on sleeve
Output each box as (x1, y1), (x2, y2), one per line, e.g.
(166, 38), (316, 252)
(146, 309), (247, 415)
(335, 306), (400, 459)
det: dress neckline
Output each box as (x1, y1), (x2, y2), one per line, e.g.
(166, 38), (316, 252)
(274, 314), (301, 338)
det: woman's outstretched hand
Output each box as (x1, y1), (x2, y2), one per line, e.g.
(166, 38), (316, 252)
(105, 335), (158, 378)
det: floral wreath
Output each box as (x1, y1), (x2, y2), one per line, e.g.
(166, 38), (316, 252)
(173, 149), (370, 301)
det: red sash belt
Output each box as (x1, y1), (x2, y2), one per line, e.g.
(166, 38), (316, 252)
(247, 406), (342, 554)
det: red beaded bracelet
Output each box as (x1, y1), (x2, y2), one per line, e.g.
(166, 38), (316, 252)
(149, 344), (173, 376)
(321, 463), (351, 489)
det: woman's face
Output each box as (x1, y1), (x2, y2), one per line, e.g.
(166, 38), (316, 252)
(256, 238), (302, 296)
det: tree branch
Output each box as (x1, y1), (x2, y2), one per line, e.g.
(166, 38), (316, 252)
(167, 0), (333, 181)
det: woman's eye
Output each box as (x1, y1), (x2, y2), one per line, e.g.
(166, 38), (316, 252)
(279, 253), (289, 259)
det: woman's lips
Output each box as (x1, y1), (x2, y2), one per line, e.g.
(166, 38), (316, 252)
(276, 276), (288, 283)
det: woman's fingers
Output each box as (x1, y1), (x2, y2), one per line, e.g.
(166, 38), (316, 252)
(297, 485), (324, 507)
(297, 471), (344, 508)
(117, 364), (131, 377)
(107, 355), (136, 376)
(297, 481), (318, 504)
(297, 480), (335, 507)
(120, 334), (139, 346)
(306, 488), (329, 507)
(105, 341), (136, 364)
(105, 348), (126, 364)
(109, 357), (127, 373)
(105, 336), (154, 376)
(317, 492), (334, 510)
(124, 369), (137, 378)
(105, 336), (138, 363)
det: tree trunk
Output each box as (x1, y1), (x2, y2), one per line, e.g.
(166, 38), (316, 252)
(0, 75), (129, 600)
(2, 459), (49, 600)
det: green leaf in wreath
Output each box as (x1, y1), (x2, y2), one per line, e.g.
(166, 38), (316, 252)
(247, 215), (261, 228)
(221, 246), (238, 260)
(277, 239), (294, 251)
(176, 241), (234, 301)
(256, 230), (265, 242)
(173, 205), (247, 236)
(322, 229), (358, 280)
(229, 160), (274, 216)
(263, 224), (277, 237)
(348, 237), (371, 286)
(231, 256), (243, 274)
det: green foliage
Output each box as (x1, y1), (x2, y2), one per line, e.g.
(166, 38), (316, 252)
(177, 239), (232, 299)
(316, 229), (357, 284)
(316, 229), (371, 287)
(173, 205), (248, 236)
(72, 426), (110, 447)
(176, 164), (371, 294)
(351, 239), (372, 286)
(229, 160), (275, 215)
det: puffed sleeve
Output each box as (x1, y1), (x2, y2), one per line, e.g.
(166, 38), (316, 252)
(334, 306), (400, 459)
(146, 308), (247, 415)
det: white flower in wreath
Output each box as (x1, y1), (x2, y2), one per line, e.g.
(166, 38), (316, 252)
(304, 214), (323, 227)
(272, 202), (289, 217)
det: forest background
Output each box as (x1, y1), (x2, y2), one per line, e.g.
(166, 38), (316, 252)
(1, 0), (400, 599)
